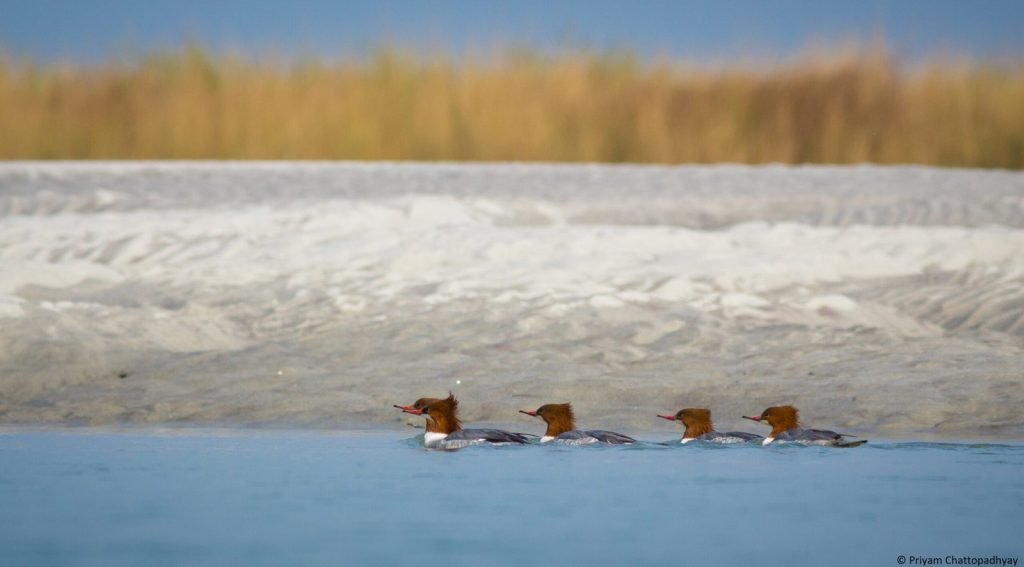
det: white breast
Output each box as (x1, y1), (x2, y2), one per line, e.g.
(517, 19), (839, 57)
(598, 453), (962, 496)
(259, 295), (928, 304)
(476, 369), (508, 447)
(540, 436), (555, 443)
(424, 432), (448, 448)
(762, 436), (775, 446)
(680, 437), (695, 444)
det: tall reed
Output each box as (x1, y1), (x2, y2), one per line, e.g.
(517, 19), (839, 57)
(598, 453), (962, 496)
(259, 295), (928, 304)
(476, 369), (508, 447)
(1, 46), (1021, 167)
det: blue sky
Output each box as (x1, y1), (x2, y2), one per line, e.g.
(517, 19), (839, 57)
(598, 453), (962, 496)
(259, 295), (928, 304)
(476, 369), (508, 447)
(2, 0), (1023, 63)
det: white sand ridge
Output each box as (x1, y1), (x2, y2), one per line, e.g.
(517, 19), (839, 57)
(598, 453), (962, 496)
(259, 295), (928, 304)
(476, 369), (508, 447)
(0, 163), (1022, 437)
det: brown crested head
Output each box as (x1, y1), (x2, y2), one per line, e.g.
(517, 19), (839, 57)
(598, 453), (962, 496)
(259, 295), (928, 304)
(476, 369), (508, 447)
(394, 397), (441, 413)
(746, 405), (800, 436)
(521, 403), (575, 437)
(675, 408), (714, 439)
(412, 397), (441, 410)
(393, 397), (443, 432)
(421, 393), (462, 434)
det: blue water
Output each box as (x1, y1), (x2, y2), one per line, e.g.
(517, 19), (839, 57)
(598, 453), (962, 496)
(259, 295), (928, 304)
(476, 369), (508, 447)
(1, 431), (1022, 566)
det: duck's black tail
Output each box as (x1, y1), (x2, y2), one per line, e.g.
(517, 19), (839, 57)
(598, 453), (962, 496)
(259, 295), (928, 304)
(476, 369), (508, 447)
(836, 439), (868, 448)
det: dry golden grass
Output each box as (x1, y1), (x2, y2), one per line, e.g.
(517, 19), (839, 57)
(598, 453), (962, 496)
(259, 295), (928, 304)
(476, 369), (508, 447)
(1, 46), (1022, 167)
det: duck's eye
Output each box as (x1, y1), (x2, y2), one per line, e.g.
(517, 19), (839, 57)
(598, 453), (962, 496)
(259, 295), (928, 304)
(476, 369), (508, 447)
(536, 408), (544, 414)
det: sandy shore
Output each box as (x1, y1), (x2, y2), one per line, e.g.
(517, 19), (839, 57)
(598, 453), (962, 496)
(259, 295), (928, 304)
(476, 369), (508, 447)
(1, 162), (1022, 437)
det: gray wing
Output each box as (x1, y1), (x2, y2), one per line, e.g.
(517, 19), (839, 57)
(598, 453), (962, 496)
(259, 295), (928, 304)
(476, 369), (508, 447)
(450, 428), (530, 444)
(694, 431), (762, 443)
(778, 427), (843, 442)
(552, 430), (600, 445)
(581, 429), (636, 444)
(721, 431), (764, 441)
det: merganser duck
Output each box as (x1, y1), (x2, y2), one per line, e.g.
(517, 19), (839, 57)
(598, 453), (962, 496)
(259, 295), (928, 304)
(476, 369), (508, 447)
(742, 405), (867, 447)
(656, 408), (762, 444)
(397, 394), (530, 449)
(519, 403), (635, 445)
